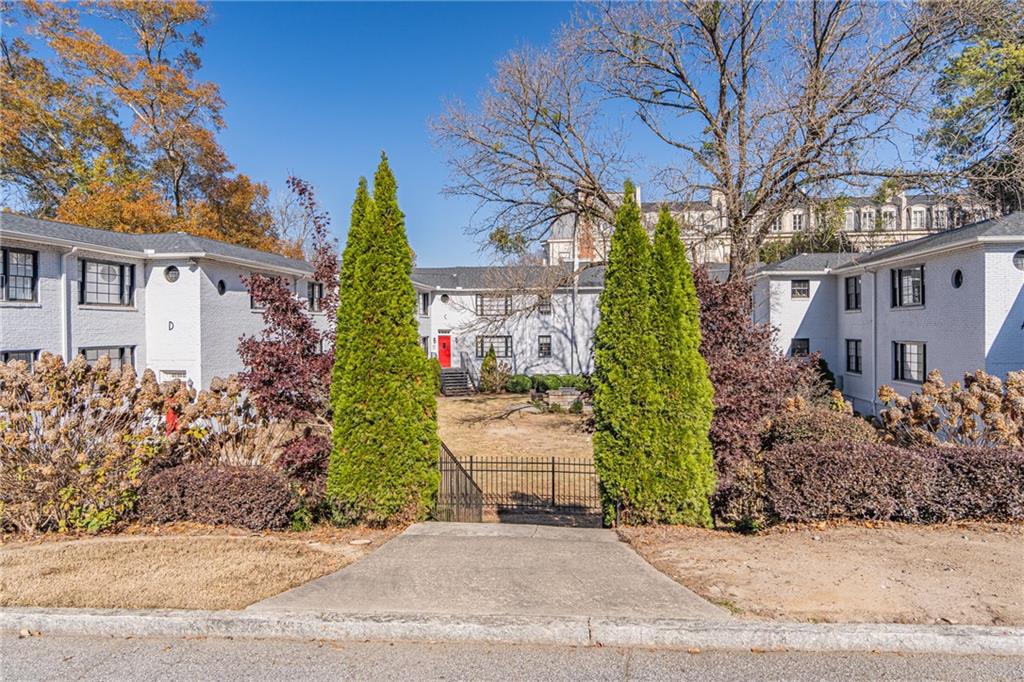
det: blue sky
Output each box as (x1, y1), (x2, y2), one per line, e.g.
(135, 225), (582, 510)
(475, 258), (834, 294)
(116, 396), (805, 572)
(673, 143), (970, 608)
(198, 1), (576, 266)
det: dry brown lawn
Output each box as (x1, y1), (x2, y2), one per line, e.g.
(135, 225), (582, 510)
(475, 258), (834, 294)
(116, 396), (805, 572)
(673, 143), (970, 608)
(620, 522), (1024, 626)
(438, 394), (593, 460)
(0, 524), (396, 610)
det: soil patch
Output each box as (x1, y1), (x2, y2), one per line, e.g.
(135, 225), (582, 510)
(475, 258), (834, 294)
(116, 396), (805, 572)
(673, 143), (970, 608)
(0, 525), (395, 610)
(438, 394), (592, 460)
(619, 522), (1024, 626)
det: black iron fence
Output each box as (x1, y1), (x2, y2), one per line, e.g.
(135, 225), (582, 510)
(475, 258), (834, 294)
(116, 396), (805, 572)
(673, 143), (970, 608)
(463, 455), (600, 514)
(435, 443), (483, 522)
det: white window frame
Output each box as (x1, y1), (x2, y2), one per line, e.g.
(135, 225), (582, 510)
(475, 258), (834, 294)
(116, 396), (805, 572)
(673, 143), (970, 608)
(791, 279), (810, 299)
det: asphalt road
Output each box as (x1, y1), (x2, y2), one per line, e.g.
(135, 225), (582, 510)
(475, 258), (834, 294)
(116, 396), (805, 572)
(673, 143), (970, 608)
(3, 633), (1022, 681)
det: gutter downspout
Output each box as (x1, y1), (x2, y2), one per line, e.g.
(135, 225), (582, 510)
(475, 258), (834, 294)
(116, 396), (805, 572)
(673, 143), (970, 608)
(871, 268), (879, 415)
(61, 247), (78, 361)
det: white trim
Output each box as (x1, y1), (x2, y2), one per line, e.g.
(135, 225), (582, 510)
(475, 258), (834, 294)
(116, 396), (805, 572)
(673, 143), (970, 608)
(0, 230), (313, 278)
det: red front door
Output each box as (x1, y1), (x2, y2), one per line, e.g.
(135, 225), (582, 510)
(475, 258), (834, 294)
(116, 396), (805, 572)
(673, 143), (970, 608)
(438, 335), (452, 368)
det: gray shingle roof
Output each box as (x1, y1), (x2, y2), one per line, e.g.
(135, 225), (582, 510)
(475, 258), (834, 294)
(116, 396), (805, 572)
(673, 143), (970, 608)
(758, 252), (856, 273)
(837, 211), (1024, 269)
(0, 212), (312, 274)
(412, 263), (606, 290)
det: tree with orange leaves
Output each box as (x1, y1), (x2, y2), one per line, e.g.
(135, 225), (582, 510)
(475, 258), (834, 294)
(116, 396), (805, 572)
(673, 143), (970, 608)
(4, 1), (288, 253)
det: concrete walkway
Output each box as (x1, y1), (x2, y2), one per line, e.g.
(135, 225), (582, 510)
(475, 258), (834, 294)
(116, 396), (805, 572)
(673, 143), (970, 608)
(250, 522), (727, 620)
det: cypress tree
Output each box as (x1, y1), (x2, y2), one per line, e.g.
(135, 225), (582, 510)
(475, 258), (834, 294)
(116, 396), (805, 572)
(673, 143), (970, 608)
(332, 177), (371, 405)
(591, 182), (663, 525)
(650, 207), (716, 526)
(328, 154), (439, 524)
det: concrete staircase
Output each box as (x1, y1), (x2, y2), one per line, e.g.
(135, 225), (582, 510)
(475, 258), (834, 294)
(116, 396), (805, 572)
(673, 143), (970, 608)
(440, 368), (474, 397)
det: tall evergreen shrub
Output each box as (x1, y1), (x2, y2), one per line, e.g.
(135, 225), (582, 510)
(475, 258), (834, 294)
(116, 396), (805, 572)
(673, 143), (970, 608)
(328, 154), (439, 524)
(591, 182), (663, 525)
(332, 177), (371, 404)
(650, 207), (716, 526)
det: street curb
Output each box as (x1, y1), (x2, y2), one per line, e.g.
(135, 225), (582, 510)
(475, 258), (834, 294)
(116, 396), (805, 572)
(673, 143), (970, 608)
(2, 608), (1022, 656)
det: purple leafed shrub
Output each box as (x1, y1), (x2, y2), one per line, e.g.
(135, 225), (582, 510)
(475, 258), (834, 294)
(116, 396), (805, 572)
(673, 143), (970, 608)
(764, 443), (1024, 523)
(136, 465), (297, 530)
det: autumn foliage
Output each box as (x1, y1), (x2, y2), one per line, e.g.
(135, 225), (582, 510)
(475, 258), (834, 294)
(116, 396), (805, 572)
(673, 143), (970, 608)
(877, 369), (1024, 448)
(2, 1), (293, 254)
(691, 265), (823, 524)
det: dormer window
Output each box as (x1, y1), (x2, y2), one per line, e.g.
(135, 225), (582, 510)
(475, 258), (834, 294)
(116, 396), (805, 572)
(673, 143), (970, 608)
(81, 259), (134, 306)
(537, 295), (552, 315)
(791, 213), (805, 232)
(911, 208), (926, 229)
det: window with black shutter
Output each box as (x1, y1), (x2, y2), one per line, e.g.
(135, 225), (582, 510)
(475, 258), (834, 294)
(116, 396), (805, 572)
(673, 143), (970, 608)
(80, 259), (134, 306)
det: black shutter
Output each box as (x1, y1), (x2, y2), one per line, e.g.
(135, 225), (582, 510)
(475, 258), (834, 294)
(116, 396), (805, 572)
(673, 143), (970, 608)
(31, 251), (38, 300)
(0, 248), (6, 301)
(124, 264), (135, 306)
(919, 265), (925, 306)
(890, 269), (898, 307)
(79, 259), (86, 304)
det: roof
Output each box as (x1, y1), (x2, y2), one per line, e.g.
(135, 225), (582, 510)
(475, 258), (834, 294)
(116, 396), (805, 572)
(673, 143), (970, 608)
(835, 211), (1024, 270)
(412, 263), (606, 290)
(0, 212), (311, 274)
(757, 252), (856, 274)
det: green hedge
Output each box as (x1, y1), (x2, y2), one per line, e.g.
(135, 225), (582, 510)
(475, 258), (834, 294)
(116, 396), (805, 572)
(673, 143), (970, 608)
(507, 374), (532, 393)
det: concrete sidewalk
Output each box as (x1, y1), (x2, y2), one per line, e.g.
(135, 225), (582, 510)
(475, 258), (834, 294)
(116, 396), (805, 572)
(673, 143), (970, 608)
(250, 522), (728, 620)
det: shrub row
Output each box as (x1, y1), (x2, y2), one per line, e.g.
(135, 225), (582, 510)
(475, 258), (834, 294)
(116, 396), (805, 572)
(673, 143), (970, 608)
(764, 443), (1024, 523)
(503, 374), (590, 393)
(136, 464), (297, 531)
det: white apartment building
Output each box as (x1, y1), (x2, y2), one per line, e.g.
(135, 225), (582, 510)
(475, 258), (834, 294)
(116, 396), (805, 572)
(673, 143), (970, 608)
(543, 188), (995, 266)
(752, 212), (1024, 415)
(0, 213), (324, 388)
(412, 264), (605, 381)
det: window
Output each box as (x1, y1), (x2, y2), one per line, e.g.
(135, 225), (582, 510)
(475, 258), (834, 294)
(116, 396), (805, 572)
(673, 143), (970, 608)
(419, 292), (429, 316)
(81, 259), (134, 306)
(791, 279), (810, 299)
(911, 209), (926, 230)
(934, 209), (947, 230)
(891, 265), (925, 307)
(893, 341), (926, 383)
(844, 211), (855, 231)
(538, 335), (552, 357)
(862, 209), (875, 230)
(308, 282), (325, 312)
(80, 346), (133, 371)
(475, 294), (511, 316)
(537, 295), (552, 315)
(846, 339), (862, 374)
(159, 369), (187, 383)
(249, 275), (283, 310)
(790, 338), (810, 356)
(2, 349), (38, 369)
(951, 270), (963, 288)
(844, 276), (861, 311)
(476, 335), (512, 359)
(881, 209), (896, 230)
(791, 213), (805, 232)
(770, 216), (782, 232)
(217, 279), (227, 296)
(163, 265), (180, 282)
(0, 248), (38, 302)
(1014, 250), (1024, 272)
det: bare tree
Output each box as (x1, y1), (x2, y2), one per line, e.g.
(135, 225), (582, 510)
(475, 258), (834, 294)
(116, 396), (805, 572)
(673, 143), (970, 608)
(437, 0), (992, 276)
(433, 45), (631, 261)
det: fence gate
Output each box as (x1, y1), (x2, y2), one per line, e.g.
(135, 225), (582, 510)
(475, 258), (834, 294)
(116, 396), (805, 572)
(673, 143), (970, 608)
(435, 443), (601, 523)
